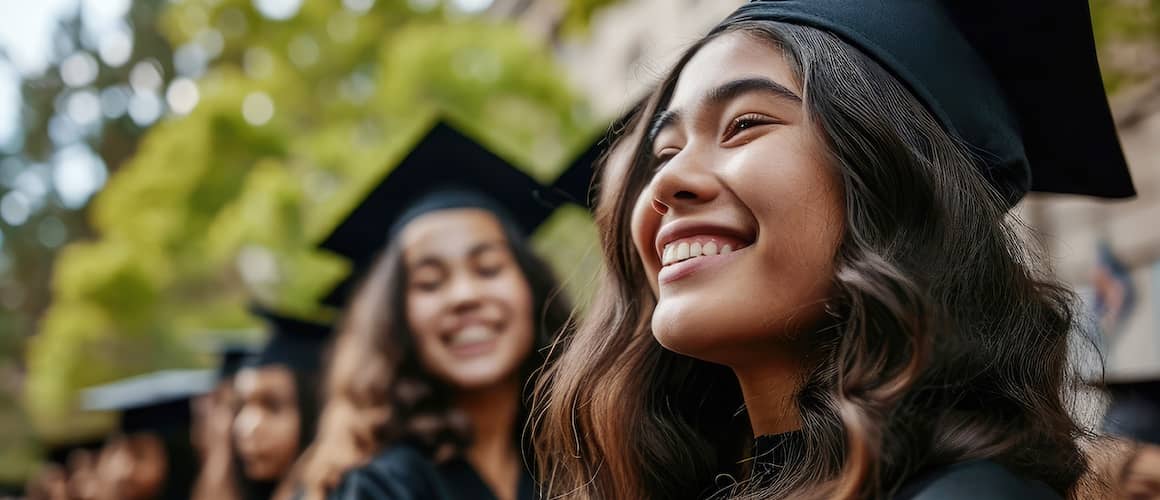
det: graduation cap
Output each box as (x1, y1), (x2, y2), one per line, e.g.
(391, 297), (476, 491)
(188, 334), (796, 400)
(1103, 378), (1160, 445)
(318, 122), (560, 307)
(248, 304), (333, 374)
(719, 1), (1134, 203)
(215, 343), (256, 382)
(551, 99), (649, 211)
(82, 370), (215, 435)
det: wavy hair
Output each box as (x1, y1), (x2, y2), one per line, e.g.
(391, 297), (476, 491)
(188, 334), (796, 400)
(533, 20), (1092, 499)
(299, 212), (571, 498)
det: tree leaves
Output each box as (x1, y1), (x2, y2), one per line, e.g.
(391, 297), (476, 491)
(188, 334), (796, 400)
(25, 0), (603, 440)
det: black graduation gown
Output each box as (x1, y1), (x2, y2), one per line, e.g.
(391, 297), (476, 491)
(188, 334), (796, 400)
(752, 434), (1062, 499)
(329, 445), (536, 500)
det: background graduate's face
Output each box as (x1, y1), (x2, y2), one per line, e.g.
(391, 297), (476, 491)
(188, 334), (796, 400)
(232, 366), (301, 481)
(1122, 444), (1160, 499)
(65, 449), (101, 500)
(631, 32), (844, 366)
(97, 433), (166, 500)
(401, 209), (535, 392)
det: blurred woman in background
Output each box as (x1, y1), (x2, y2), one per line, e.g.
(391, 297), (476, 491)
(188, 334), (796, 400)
(230, 310), (328, 500)
(83, 371), (204, 500)
(298, 124), (572, 500)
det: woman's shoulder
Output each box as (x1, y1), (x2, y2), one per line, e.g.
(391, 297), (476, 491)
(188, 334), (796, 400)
(896, 460), (1062, 500)
(328, 445), (445, 500)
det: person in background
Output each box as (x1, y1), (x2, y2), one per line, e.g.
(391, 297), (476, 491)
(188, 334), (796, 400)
(30, 439), (106, 500)
(297, 122), (573, 500)
(63, 448), (102, 500)
(192, 344), (254, 500)
(231, 308), (329, 500)
(1104, 378), (1160, 499)
(23, 464), (68, 500)
(82, 370), (210, 500)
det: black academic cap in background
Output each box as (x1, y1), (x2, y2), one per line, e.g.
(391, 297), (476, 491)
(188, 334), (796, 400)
(551, 99), (649, 211)
(1103, 378), (1160, 445)
(317, 122), (559, 307)
(215, 343), (255, 382)
(247, 304), (333, 374)
(82, 370), (214, 435)
(729, 1), (1134, 203)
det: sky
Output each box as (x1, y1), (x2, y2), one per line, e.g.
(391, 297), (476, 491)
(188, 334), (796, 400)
(0, 0), (132, 223)
(0, 0), (131, 143)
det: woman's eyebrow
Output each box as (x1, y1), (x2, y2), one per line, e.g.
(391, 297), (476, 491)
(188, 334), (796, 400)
(706, 77), (802, 107)
(648, 77), (801, 143)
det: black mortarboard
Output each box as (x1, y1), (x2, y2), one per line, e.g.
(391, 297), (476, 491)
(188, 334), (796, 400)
(551, 135), (606, 211)
(248, 305), (333, 374)
(216, 343), (255, 381)
(82, 370), (214, 435)
(551, 100), (649, 210)
(317, 122), (559, 307)
(1103, 378), (1160, 445)
(721, 1), (1134, 203)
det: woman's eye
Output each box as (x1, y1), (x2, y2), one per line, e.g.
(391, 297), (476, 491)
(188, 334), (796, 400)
(476, 263), (504, 278)
(413, 280), (441, 292)
(651, 148), (679, 171)
(723, 113), (775, 141)
(409, 266), (445, 291)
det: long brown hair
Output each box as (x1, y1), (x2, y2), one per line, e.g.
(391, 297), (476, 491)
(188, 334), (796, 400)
(534, 20), (1092, 499)
(299, 212), (571, 498)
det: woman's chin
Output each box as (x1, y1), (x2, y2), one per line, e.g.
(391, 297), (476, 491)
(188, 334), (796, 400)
(242, 462), (280, 481)
(651, 312), (730, 362)
(441, 366), (518, 392)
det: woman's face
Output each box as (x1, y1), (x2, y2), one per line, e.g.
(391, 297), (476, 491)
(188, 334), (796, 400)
(66, 449), (101, 500)
(28, 464), (68, 500)
(631, 32), (844, 365)
(233, 366), (301, 481)
(402, 209), (535, 391)
(98, 434), (166, 500)
(1123, 444), (1160, 499)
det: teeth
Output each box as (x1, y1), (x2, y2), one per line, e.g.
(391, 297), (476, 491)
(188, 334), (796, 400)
(660, 239), (744, 266)
(450, 326), (493, 347)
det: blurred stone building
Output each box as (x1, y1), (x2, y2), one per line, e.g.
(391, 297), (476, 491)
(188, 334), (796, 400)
(536, 0), (1160, 380)
(1026, 83), (1160, 381)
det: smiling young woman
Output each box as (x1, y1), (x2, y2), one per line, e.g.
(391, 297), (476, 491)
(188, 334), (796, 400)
(296, 124), (572, 500)
(533, 1), (1135, 499)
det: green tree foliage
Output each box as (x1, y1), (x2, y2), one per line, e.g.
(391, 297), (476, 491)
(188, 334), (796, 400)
(0, 0), (180, 480)
(24, 0), (604, 443)
(1091, 0), (1160, 93)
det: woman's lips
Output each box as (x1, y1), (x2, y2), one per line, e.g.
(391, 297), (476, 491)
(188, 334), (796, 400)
(654, 220), (756, 266)
(445, 325), (500, 357)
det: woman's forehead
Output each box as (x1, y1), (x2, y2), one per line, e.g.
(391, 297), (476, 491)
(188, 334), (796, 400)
(668, 32), (801, 112)
(401, 209), (508, 260)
